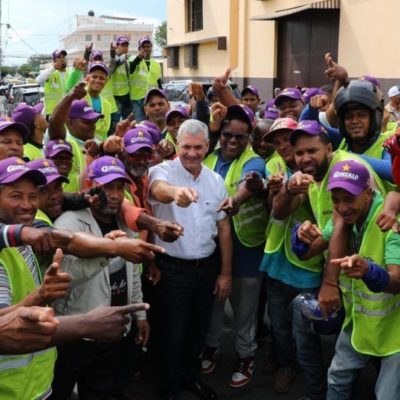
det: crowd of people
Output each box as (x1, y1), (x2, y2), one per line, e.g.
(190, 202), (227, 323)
(0, 33), (399, 400)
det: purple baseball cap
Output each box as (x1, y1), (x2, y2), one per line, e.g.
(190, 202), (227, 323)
(87, 156), (132, 185)
(124, 128), (153, 154)
(52, 49), (67, 60)
(361, 75), (380, 88)
(0, 120), (30, 144)
(12, 102), (44, 131)
(138, 121), (162, 144)
(116, 35), (130, 45)
(27, 158), (69, 185)
(274, 88), (304, 107)
(264, 99), (279, 120)
(0, 157), (46, 185)
(226, 104), (254, 129)
(327, 160), (370, 196)
(166, 107), (190, 124)
(241, 85), (259, 98)
(69, 100), (104, 121)
(88, 61), (109, 76)
(144, 88), (167, 105)
(302, 88), (325, 104)
(90, 50), (103, 61)
(138, 36), (152, 48)
(44, 140), (73, 158)
(290, 120), (327, 145)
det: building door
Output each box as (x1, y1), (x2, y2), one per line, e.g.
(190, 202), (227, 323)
(276, 9), (339, 89)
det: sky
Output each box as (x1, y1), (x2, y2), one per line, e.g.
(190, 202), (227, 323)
(1, 0), (166, 65)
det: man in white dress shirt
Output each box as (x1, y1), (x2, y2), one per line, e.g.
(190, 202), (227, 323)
(149, 119), (232, 400)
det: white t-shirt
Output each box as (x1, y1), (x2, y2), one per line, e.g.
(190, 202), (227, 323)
(148, 157), (228, 260)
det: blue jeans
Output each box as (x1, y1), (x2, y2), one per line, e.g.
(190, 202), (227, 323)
(327, 327), (400, 400)
(131, 99), (146, 122)
(114, 94), (131, 119)
(266, 277), (325, 399)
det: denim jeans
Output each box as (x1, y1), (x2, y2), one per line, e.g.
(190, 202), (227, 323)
(114, 94), (131, 119)
(206, 276), (262, 358)
(156, 253), (218, 396)
(327, 327), (400, 400)
(266, 277), (325, 399)
(131, 99), (146, 123)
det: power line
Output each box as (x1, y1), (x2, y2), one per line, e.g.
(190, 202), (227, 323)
(8, 24), (40, 53)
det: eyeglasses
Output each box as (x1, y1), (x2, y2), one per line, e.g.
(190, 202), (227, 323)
(221, 131), (249, 141)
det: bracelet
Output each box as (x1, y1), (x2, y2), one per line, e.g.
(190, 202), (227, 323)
(285, 179), (296, 196)
(322, 280), (339, 289)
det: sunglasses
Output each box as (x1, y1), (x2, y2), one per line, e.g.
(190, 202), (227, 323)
(221, 131), (249, 141)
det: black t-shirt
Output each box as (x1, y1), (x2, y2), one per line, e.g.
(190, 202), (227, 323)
(95, 217), (128, 306)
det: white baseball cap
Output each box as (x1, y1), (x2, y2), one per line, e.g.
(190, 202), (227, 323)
(388, 86), (400, 98)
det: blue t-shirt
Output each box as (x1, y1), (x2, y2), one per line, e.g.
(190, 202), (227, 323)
(91, 96), (102, 113)
(259, 166), (321, 289)
(213, 149), (266, 277)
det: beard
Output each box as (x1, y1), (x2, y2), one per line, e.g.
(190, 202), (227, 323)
(128, 166), (148, 178)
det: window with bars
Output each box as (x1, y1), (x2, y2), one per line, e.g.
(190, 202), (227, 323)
(187, 0), (203, 32)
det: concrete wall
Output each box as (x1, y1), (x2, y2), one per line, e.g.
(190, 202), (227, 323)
(166, 0), (400, 102)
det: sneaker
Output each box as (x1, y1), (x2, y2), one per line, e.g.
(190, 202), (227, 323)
(230, 357), (255, 388)
(273, 366), (296, 393)
(200, 346), (219, 374)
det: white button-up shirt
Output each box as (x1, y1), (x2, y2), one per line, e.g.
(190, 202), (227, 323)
(148, 157), (228, 260)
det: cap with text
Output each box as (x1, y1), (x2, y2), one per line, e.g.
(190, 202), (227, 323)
(0, 157), (46, 185)
(27, 158), (69, 185)
(87, 156), (132, 185)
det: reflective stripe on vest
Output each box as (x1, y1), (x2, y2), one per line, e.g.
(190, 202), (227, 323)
(203, 147), (268, 247)
(129, 59), (161, 101)
(0, 248), (56, 399)
(338, 198), (400, 356)
(264, 156), (323, 272)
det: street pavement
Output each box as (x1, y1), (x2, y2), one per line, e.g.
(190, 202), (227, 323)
(130, 303), (377, 400)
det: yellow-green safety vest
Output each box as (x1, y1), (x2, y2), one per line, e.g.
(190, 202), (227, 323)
(0, 248), (56, 399)
(129, 59), (161, 101)
(101, 79), (118, 113)
(66, 133), (85, 191)
(35, 209), (53, 227)
(338, 196), (400, 356)
(43, 69), (68, 115)
(85, 94), (112, 142)
(203, 146), (268, 247)
(264, 156), (324, 272)
(111, 62), (130, 96)
(308, 150), (390, 230)
(63, 174), (81, 193)
(23, 143), (43, 161)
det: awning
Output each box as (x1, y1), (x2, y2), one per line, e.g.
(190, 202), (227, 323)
(251, 0), (340, 21)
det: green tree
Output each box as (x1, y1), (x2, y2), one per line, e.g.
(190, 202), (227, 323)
(27, 54), (52, 73)
(1, 65), (18, 78)
(154, 20), (167, 48)
(18, 64), (31, 77)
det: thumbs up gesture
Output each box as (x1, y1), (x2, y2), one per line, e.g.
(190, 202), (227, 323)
(38, 249), (71, 304)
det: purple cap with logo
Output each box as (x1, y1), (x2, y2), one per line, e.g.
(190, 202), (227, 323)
(274, 88), (304, 107)
(44, 140), (73, 158)
(327, 160), (370, 196)
(264, 117), (298, 142)
(0, 157), (46, 185)
(138, 121), (162, 144)
(302, 88), (325, 104)
(138, 36), (152, 48)
(12, 102), (44, 130)
(226, 104), (254, 129)
(88, 61), (109, 76)
(87, 156), (132, 185)
(123, 128), (153, 154)
(27, 158), (69, 185)
(0, 120), (30, 143)
(241, 85), (259, 98)
(166, 107), (190, 124)
(116, 35), (130, 45)
(90, 50), (103, 61)
(290, 120), (327, 145)
(144, 88), (167, 105)
(52, 49), (67, 60)
(69, 100), (104, 121)
(264, 99), (279, 120)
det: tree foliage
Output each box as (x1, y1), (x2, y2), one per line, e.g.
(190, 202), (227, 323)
(154, 20), (167, 48)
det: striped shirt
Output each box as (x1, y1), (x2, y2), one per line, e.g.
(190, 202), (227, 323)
(0, 246), (41, 308)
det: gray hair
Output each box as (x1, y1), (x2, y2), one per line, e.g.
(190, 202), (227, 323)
(177, 119), (209, 143)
